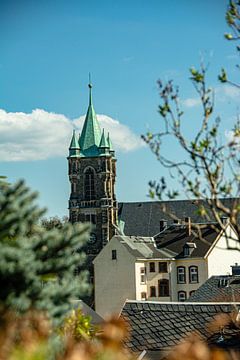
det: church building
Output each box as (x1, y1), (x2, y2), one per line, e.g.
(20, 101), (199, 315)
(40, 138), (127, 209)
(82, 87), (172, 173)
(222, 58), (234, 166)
(68, 82), (118, 259)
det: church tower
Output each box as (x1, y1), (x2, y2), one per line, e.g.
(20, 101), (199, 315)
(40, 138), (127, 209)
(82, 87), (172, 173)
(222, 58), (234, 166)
(68, 82), (118, 258)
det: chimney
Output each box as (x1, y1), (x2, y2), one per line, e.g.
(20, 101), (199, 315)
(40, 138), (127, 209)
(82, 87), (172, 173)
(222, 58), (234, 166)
(160, 219), (167, 232)
(221, 216), (229, 225)
(231, 263), (240, 276)
(173, 219), (180, 225)
(185, 217), (191, 236)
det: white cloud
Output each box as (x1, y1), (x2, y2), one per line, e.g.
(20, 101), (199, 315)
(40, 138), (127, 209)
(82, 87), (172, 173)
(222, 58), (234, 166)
(182, 97), (201, 108)
(0, 109), (143, 162)
(217, 84), (240, 101)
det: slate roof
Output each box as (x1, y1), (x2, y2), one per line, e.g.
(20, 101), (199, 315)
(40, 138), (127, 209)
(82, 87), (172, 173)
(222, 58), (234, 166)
(116, 235), (176, 259)
(155, 223), (222, 258)
(118, 198), (239, 237)
(188, 276), (240, 302)
(121, 300), (240, 353)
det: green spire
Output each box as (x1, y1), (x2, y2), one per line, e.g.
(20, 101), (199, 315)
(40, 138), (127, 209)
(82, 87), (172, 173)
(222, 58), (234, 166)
(99, 129), (109, 148)
(107, 132), (115, 156)
(79, 81), (101, 157)
(99, 129), (110, 156)
(69, 129), (80, 157)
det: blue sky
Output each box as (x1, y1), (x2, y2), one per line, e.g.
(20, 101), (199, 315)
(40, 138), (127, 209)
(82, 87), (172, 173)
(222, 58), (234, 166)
(0, 0), (239, 217)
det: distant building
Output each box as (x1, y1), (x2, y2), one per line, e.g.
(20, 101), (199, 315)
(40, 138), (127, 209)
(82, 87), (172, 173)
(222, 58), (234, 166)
(68, 82), (118, 265)
(94, 221), (240, 317)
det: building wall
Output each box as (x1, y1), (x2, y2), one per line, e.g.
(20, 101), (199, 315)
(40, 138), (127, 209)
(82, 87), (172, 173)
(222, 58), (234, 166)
(170, 258), (208, 301)
(135, 262), (147, 300)
(94, 237), (136, 318)
(208, 225), (240, 277)
(145, 260), (171, 301)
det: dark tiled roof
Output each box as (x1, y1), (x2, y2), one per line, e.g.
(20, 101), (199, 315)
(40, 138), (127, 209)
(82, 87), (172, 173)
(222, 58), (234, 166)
(118, 198), (239, 237)
(115, 235), (176, 259)
(188, 276), (240, 302)
(121, 301), (240, 352)
(155, 224), (221, 258)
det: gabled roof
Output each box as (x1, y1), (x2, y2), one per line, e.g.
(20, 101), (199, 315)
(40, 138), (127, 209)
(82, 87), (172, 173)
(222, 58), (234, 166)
(188, 275), (240, 302)
(79, 83), (102, 157)
(155, 223), (222, 259)
(118, 198), (239, 237)
(121, 300), (240, 353)
(112, 235), (175, 259)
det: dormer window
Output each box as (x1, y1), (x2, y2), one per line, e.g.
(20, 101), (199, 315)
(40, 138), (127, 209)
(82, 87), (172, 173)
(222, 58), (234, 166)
(183, 242), (196, 257)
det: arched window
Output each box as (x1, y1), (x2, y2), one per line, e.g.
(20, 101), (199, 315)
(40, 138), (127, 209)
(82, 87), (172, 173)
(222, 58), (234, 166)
(178, 291), (186, 302)
(150, 286), (156, 297)
(141, 292), (147, 300)
(177, 266), (186, 284)
(84, 168), (95, 200)
(189, 290), (196, 297)
(189, 266), (198, 283)
(158, 279), (169, 297)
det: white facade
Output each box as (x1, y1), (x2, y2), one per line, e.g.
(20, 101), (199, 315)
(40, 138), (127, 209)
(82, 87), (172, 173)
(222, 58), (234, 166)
(94, 237), (136, 317)
(94, 225), (240, 318)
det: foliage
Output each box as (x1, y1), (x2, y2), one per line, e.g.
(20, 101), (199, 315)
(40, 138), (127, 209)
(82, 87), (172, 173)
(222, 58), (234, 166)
(142, 0), (240, 239)
(0, 180), (91, 325)
(40, 216), (69, 230)
(0, 310), (135, 360)
(59, 308), (97, 341)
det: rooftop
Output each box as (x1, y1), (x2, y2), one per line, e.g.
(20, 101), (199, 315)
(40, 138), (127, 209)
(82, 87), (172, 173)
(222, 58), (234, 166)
(121, 300), (240, 353)
(188, 275), (240, 302)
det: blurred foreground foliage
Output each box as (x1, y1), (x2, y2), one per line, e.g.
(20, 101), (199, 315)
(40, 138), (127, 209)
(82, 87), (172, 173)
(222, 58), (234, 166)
(0, 179), (91, 325)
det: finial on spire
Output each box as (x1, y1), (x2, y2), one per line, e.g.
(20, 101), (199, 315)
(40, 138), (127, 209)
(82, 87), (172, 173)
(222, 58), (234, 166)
(88, 72), (92, 88)
(88, 73), (93, 105)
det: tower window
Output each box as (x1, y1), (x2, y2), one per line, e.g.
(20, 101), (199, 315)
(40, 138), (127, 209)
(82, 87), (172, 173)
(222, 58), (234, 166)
(84, 168), (95, 200)
(112, 250), (117, 260)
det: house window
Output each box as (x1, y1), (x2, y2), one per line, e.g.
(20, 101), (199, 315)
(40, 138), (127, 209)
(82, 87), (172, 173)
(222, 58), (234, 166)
(140, 267), (146, 284)
(112, 250), (117, 260)
(141, 292), (147, 300)
(177, 266), (186, 284)
(159, 262), (168, 273)
(178, 291), (186, 302)
(189, 290), (195, 297)
(189, 266), (198, 283)
(84, 168), (95, 200)
(158, 279), (169, 297)
(149, 262), (155, 272)
(150, 286), (156, 297)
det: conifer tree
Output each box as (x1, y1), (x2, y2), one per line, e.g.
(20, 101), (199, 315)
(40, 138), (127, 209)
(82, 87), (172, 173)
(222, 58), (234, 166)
(0, 180), (91, 325)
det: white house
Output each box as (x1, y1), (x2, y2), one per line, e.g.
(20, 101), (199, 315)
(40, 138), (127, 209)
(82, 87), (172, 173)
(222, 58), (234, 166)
(93, 220), (240, 318)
